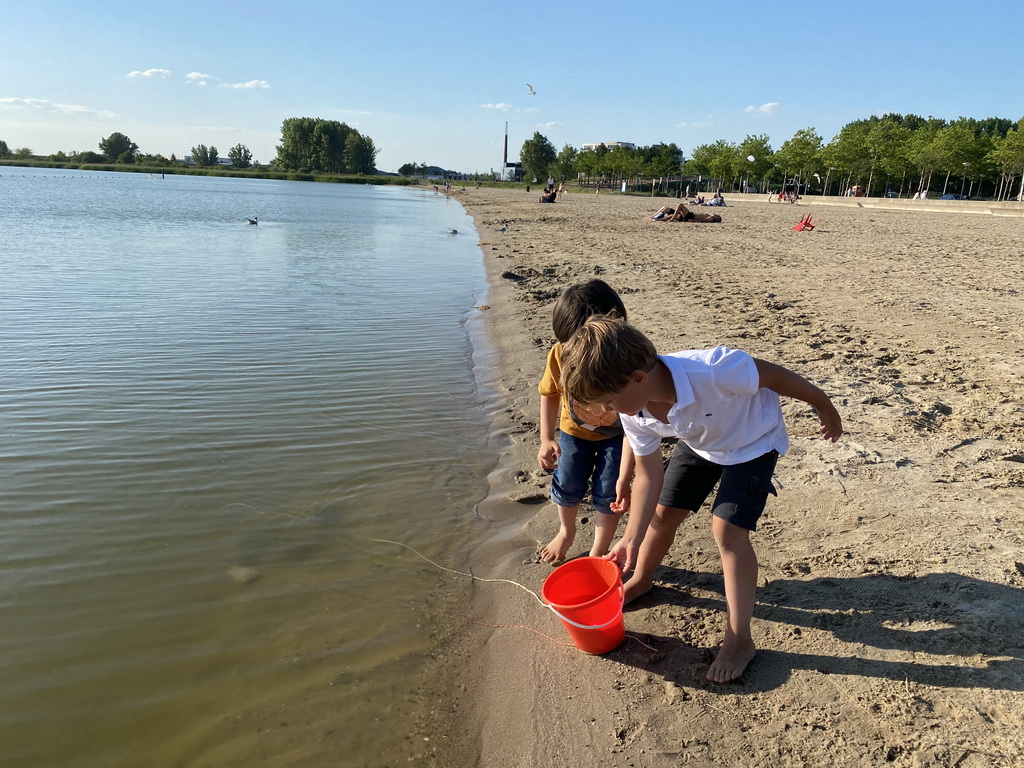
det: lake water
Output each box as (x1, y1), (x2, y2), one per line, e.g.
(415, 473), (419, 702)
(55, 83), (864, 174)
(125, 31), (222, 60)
(0, 168), (494, 766)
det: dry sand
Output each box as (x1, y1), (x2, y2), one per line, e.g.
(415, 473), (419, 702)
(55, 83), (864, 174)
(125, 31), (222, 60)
(425, 188), (1024, 767)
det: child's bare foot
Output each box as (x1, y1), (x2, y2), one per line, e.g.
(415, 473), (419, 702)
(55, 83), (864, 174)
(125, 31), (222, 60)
(540, 529), (574, 564)
(706, 633), (756, 683)
(622, 574), (653, 604)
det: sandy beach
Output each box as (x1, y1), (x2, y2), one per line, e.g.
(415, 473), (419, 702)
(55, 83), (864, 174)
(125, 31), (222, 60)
(422, 188), (1024, 767)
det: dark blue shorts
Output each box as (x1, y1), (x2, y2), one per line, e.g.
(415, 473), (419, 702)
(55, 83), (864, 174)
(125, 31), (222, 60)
(658, 442), (779, 531)
(550, 432), (622, 514)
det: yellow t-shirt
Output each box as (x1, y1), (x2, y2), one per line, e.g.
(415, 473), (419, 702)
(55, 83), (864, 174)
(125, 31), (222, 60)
(538, 343), (623, 441)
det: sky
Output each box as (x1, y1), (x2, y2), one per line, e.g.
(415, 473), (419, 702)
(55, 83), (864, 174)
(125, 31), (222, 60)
(3, 0), (1023, 174)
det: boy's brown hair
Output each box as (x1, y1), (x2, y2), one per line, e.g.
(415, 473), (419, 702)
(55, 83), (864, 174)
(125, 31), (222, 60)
(551, 279), (627, 343)
(560, 315), (658, 404)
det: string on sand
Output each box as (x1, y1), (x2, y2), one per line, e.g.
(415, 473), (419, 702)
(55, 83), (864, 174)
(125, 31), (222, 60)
(364, 536), (658, 653)
(362, 536), (546, 607)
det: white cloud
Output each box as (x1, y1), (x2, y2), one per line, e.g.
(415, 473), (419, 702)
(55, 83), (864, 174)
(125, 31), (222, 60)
(127, 68), (172, 78)
(744, 102), (779, 115)
(0, 97), (50, 108)
(0, 97), (115, 118)
(677, 121), (713, 128)
(186, 71), (217, 86)
(221, 80), (271, 89)
(537, 121), (563, 129)
(481, 103), (512, 111)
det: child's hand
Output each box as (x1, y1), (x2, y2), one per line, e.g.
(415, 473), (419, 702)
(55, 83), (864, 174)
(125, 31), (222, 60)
(817, 404), (843, 443)
(603, 537), (638, 574)
(537, 439), (560, 470)
(609, 479), (631, 513)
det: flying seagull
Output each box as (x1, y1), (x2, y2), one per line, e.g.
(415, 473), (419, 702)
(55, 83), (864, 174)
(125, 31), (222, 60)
(527, 84), (537, 96)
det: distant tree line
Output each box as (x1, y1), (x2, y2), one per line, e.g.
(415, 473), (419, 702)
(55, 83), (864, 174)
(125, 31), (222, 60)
(684, 115), (1024, 199)
(2, 117), (382, 176)
(432, 113), (1024, 200)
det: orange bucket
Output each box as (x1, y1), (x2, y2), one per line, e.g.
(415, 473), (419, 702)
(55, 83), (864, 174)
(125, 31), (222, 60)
(542, 556), (625, 654)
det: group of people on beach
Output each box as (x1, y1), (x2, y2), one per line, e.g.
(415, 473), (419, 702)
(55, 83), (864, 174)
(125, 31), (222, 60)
(535, 280), (843, 682)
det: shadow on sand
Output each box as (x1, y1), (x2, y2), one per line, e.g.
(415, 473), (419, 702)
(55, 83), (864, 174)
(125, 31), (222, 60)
(608, 569), (1023, 693)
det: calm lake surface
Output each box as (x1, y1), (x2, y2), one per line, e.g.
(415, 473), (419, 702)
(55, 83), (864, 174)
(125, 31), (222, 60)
(0, 168), (494, 766)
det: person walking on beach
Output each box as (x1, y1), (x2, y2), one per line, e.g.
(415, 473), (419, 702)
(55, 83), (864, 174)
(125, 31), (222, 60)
(536, 281), (636, 564)
(559, 315), (843, 682)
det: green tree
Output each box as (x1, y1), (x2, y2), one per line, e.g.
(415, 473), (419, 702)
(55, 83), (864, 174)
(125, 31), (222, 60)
(0, 140), (10, 158)
(864, 118), (913, 195)
(823, 121), (873, 190)
(931, 119), (987, 196)
(776, 128), (823, 191)
(574, 146), (600, 182)
(739, 134), (775, 190)
(13, 147), (33, 159)
(647, 143), (684, 177)
(904, 118), (946, 194)
(99, 132), (139, 162)
(520, 131), (557, 183)
(190, 144), (219, 166)
(554, 144), (578, 182)
(73, 150), (105, 163)
(343, 132), (378, 174)
(274, 117), (376, 173)
(227, 143), (253, 168)
(992, 118), (1024, 199)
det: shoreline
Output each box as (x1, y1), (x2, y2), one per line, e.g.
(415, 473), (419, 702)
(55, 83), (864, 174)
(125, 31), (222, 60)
(432, 187), (1023, 767)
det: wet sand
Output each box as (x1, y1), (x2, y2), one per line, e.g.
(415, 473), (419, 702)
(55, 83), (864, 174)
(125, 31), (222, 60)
(428, 188), (1024, 767)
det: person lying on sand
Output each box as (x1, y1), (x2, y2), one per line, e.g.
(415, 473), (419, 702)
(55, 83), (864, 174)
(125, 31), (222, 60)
(650, 204), (721, 223)
(560, 314), (843, 682)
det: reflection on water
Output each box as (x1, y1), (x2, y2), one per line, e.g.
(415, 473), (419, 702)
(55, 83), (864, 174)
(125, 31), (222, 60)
(0, 168), (492, 767)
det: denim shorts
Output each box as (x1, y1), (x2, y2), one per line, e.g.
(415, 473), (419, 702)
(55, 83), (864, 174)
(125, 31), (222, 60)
(550, 432), (623, 514)
(659, 442), (779, 531)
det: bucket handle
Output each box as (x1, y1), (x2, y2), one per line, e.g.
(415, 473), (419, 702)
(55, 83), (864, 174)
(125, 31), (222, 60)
(546, 581), (624, 631)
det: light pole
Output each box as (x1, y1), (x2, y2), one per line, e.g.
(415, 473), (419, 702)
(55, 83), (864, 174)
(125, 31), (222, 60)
(960, 162), (971, 198)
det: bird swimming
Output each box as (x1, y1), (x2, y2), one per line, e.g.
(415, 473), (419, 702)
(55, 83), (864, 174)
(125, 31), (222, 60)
(447, 228), (458, 234)
(246, 216), (258, 225)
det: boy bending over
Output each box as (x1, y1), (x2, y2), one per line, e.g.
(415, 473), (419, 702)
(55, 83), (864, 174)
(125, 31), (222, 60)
(560, 315), (842, 682)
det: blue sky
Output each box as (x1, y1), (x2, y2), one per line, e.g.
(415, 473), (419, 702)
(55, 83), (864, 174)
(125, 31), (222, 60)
(3, 0), (1022, 173)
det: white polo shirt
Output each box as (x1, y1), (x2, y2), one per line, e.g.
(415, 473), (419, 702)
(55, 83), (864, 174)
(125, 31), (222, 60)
(621, 348), (789, 465)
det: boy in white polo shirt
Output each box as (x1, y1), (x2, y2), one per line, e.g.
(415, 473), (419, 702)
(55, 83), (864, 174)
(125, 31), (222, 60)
(560, 315), (843, 683)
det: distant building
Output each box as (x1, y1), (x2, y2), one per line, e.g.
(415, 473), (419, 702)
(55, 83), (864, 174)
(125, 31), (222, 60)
(581, 142), (636, 152)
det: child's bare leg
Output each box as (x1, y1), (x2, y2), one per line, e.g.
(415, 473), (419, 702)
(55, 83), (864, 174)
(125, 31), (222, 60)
(540, 504), (578, 564)
(589, 511), (620, 557)
(707, 516), (758, 682)
(623, 505), (690, 603)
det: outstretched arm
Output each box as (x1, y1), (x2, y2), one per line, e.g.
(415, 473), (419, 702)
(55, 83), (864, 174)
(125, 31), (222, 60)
(537, 394), (561, 469)
(609, 438), (635, 513)
(603, 450), (664, 573)
(754, 358), (843, 442)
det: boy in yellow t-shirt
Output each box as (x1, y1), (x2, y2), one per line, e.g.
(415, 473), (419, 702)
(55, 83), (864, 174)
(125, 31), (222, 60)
(536, 280), (634, 563)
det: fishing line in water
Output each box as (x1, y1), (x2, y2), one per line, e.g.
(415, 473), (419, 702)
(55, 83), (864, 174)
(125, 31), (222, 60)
(362, 535), (657, 652)
(361, 535), (546, 606)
